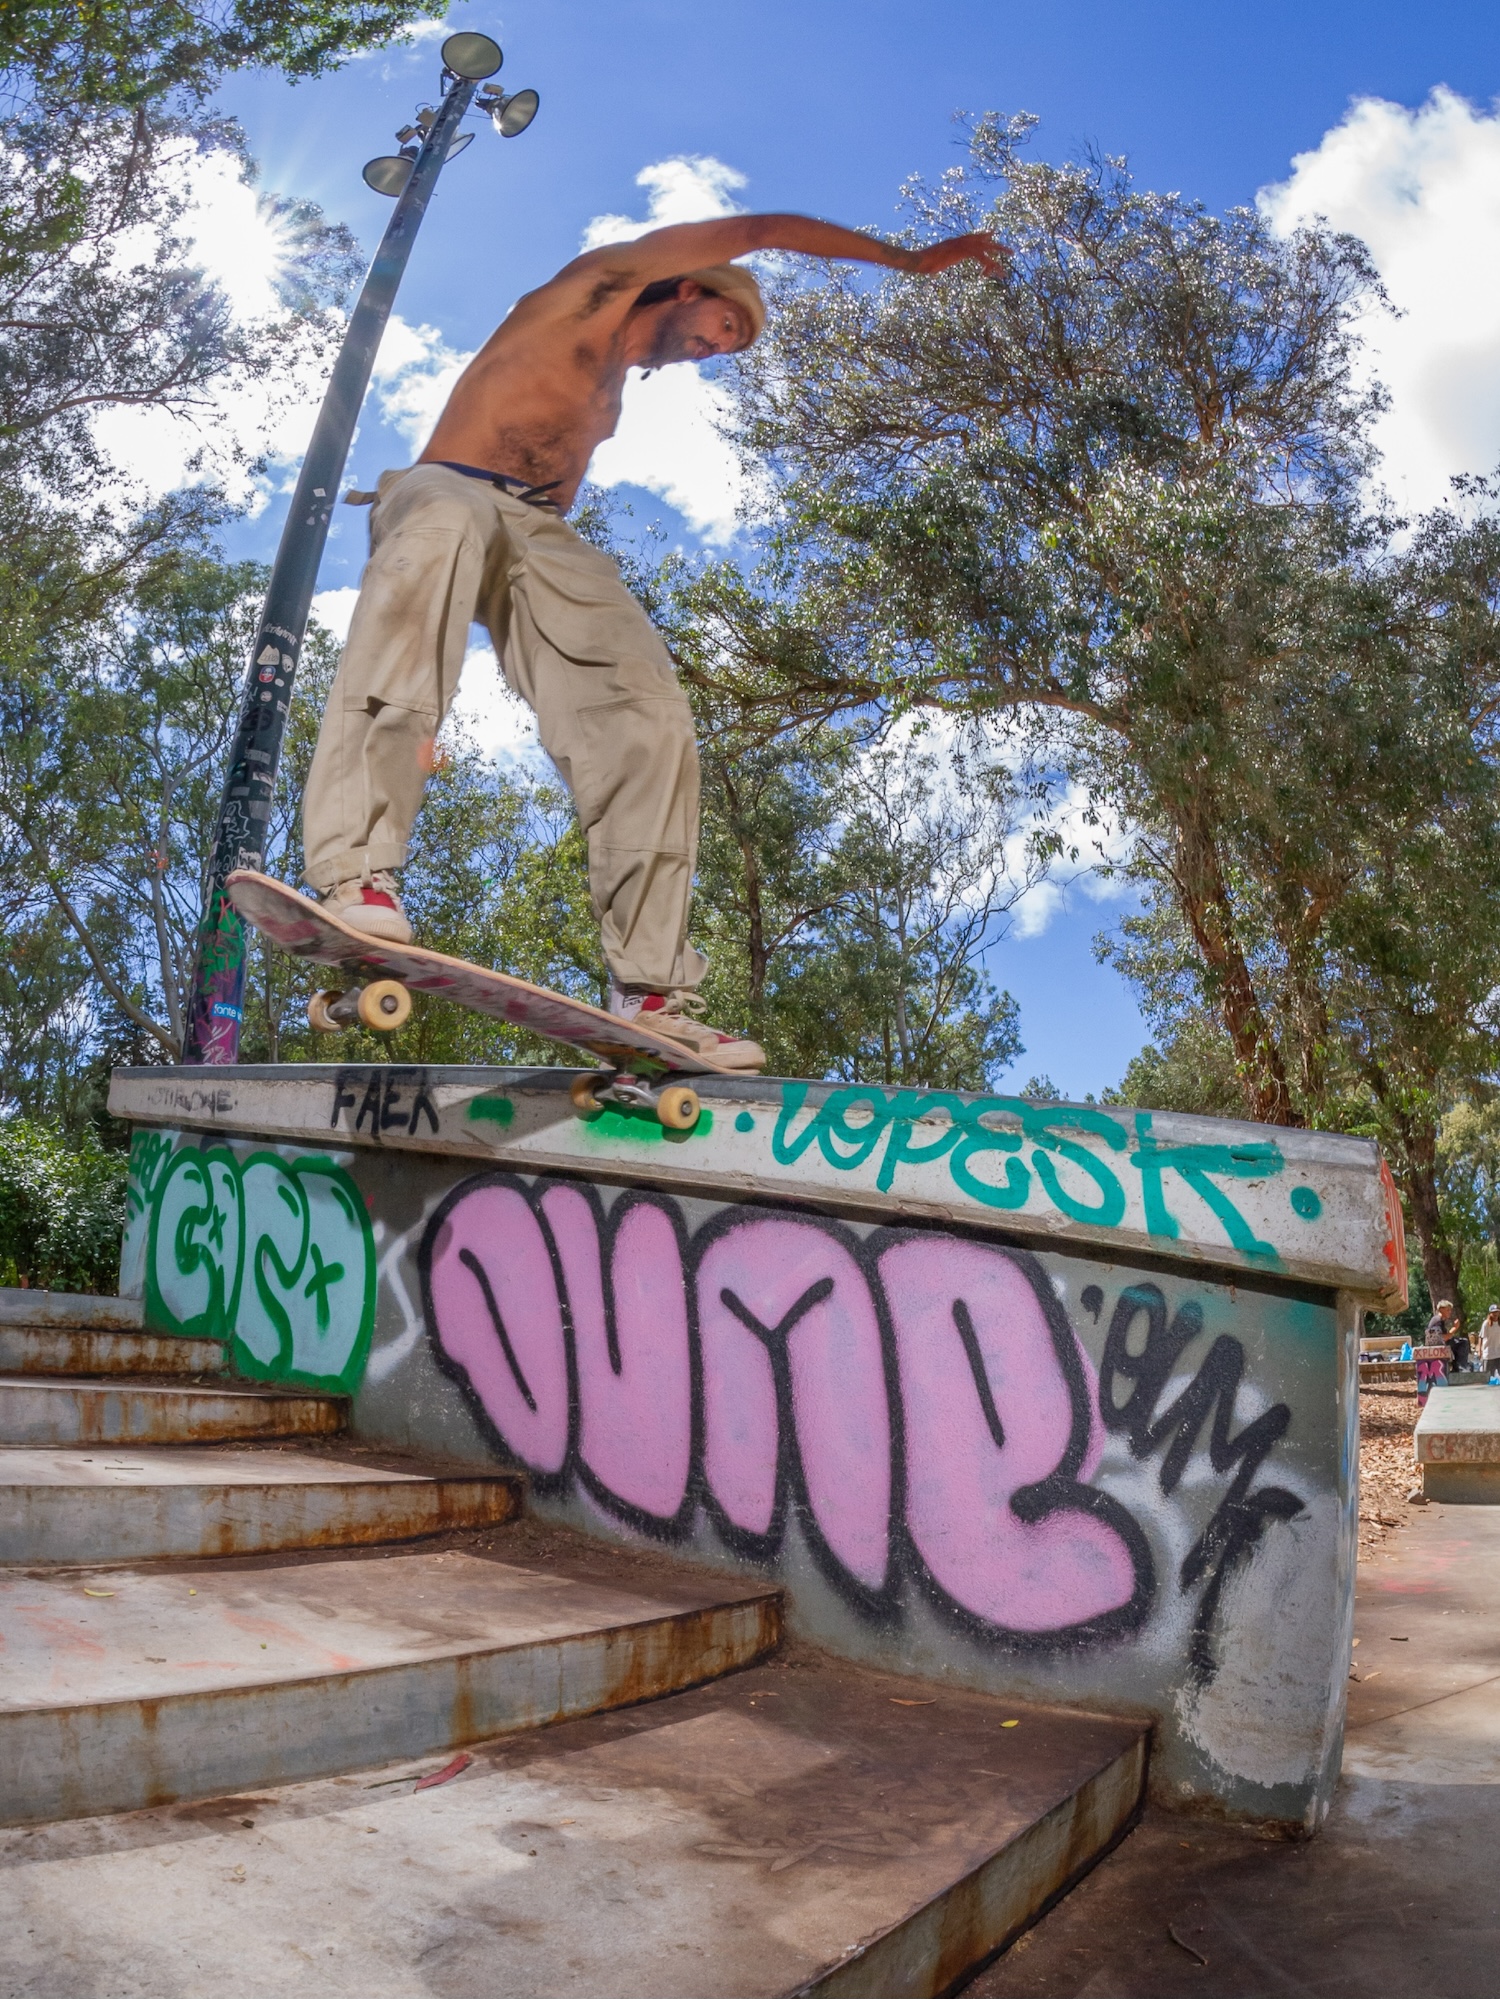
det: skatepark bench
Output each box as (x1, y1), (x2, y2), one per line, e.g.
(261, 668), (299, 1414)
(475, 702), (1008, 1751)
(109, 1061), (1407, 1834)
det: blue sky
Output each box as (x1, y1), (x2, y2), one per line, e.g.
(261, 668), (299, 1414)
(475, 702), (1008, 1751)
(190, 1), (1500, 1096)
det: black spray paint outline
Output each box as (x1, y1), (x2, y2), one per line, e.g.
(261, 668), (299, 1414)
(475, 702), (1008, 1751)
(1096, 1282), (1305, 1681)
(688, 1203), (902, 1623)
(867, 1227), (1156, 1650)
(416, 1174), (1322, 1657)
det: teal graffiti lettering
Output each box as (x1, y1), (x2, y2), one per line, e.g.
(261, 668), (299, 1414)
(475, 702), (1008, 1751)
(817, 1087), (898, 1170)
(772, 1081), (824, 1164)
(947, 1098), (1032, 1210)
(875, 1092), (968, 1192)
(1129, 1113), (1283, 1265)
(1019, 1103), (1127, 1227)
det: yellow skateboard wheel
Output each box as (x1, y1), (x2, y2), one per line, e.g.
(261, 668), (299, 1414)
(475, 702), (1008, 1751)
(357, 979), (413, 1032)
(569, 1073), (603, 1114)
(656, 1085), (700, 1131)
(307, 990), (344, 1034)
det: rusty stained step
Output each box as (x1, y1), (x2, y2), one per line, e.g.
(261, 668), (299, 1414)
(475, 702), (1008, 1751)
(0, 1327), (226, 1379)
(0, 1653), (1148, 1998)
(0, 1376), (345, 1448)
(0, 1549), (782, 1825)
(0, 1289), (143, 1332)
(0, 1447), (524, 1564)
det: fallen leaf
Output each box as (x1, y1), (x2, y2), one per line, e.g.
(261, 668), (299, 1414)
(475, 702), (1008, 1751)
(1352, 1638), (1361, 1648)
(82, 1588), (115, 1599)
(1364, 1671), (1381, 1680)
(891, 1698), (935, 1707)
(414, 1752), (472, 1792)
(1167, 1924), (1208, 1967)
(1390, 1635), (1410, 1642)
(1001, 1719), (1020, 1728)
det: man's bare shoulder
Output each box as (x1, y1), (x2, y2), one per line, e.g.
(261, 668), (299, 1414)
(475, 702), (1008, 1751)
(507, 243), (652, 333)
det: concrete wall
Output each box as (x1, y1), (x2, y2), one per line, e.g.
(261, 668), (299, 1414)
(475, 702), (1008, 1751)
(112, 1063), (1402, 1833)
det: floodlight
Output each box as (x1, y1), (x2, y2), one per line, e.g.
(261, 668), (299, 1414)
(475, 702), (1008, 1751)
(492, 88), (539, 137)
(442, 31), (502, 79)
(362, 154), (414, 196)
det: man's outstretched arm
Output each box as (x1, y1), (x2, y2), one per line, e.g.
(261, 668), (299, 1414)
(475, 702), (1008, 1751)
(559, 212), (1007, 303)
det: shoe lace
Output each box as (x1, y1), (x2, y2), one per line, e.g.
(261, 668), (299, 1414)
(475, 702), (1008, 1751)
(657, 990), (707, 1021)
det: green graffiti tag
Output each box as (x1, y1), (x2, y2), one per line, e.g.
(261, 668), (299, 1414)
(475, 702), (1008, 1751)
(772, 1086), (1282, 1262)
(139, 1141), (375, 1393)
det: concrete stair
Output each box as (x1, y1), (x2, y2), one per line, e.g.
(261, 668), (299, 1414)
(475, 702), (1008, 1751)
(0, 1373), (348, 1445)
(0, 1446), (524, 1563)
(0, 1296), (1150, 1996)
(0, 1546), (781, 1826)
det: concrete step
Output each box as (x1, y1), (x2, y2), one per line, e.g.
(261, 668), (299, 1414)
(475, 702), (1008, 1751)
(0, 1547), (781, 1825)
(0, 1447), (524, 1563)
(0, 1652), (1147, 1997)
(0, 1376), (345, 1447)
(0, 1326), (226, 1378)
(0, 1289), (142, 1332)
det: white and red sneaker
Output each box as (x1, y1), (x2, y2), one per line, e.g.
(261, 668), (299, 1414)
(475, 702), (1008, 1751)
(321, 871), (413, 945)
(609, 984), (766, 1073)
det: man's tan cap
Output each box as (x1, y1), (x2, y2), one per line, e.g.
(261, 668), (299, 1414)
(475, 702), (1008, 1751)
(682, 263), (765, 346)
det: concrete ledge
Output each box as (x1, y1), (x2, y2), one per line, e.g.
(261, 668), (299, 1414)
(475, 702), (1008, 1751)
(109, 1064), (1404, 1303)
(0, 1378), (345, 1447)
(1415, 1386), (1500, 1461)
(0, 1449), (524, 1563)
(0, 1550), (781, 1825)
(1361, 1362), (1416, 1385)
(0, 1328), (226, 1378)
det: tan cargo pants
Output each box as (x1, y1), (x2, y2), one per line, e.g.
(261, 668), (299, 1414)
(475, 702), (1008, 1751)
(303, 463), (706, 993)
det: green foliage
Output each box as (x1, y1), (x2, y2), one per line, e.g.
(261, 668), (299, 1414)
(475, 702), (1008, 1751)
(2, 0), (442, 113)
(0, 1118), (129, 1292)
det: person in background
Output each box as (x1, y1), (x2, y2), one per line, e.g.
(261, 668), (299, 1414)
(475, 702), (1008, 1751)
(1426, 1298), (1458, 1347)
(1482, 1303), (1500, 1379)
(1415, 1299), (1457, 1405)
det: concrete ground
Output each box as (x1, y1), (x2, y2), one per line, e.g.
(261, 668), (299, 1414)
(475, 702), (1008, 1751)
(968, 1501), (1500, 1999)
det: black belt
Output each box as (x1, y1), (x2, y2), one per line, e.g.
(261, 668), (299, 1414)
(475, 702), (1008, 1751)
(434, 460), (563, 511)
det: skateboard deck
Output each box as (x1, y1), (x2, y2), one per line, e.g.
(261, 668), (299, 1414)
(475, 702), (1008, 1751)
(226, 871), (741, 1082)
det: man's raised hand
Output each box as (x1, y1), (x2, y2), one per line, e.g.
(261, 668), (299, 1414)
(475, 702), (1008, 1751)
(906, 231), (1010, 279)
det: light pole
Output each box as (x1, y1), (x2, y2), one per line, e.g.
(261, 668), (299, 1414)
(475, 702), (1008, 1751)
(180, 31), (538, 1065)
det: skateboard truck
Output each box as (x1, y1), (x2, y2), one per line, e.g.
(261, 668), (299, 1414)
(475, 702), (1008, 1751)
(568, 1071), (701, 1131)
(308, 980), (414, 1034)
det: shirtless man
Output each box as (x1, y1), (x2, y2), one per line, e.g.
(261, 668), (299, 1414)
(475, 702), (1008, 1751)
(302, 211), (1005, 1069)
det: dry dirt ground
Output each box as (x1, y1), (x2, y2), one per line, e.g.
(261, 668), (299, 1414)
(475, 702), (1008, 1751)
(1358, 1384), (1422, 1559)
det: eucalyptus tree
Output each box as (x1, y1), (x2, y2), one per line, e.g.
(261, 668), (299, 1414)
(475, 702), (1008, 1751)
(717, 112), (1386, 1126)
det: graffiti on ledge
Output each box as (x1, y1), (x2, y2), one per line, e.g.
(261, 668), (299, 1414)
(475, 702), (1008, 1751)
(128, 1132), (375, 1393)
(773, 1086), (1317, 1266)
(422, 1172), (1303, 1675)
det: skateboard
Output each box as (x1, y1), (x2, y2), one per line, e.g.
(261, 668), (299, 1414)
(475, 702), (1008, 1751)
(226, 870), (742, 1129)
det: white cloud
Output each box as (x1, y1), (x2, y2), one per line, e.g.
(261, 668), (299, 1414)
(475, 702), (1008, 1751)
(310, 586), (360, 643)
(89, 149), (331, 511)
(581, 155), (751, 544)
(1004, 780), (1133, 940)
(446, 642), (543, 764)
(1260, 88), (1500, 511)
(370, 313), (473, 456)
(580, 156), (748, 250)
